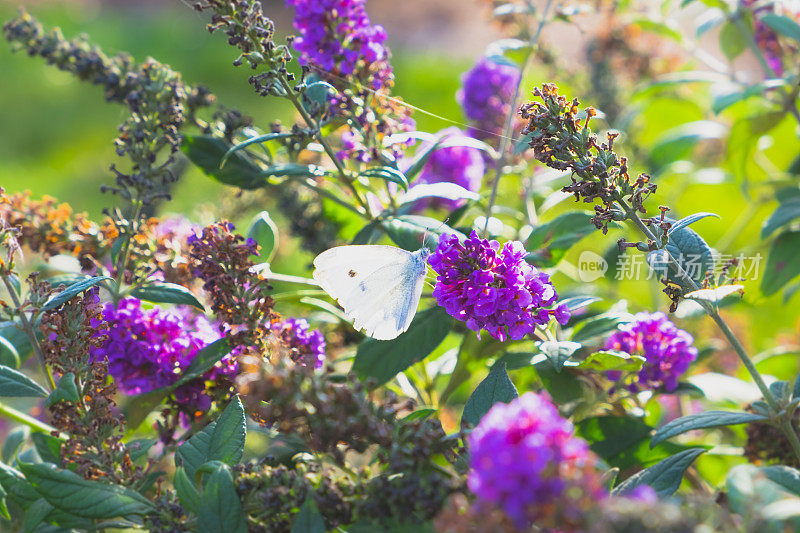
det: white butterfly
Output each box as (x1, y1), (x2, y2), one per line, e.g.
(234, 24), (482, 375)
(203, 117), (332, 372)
(312, 245), (431, 340)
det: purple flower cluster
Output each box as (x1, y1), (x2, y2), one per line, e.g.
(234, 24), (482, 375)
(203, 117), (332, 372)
(286, 0), (392, 90)
(90, 298), (238, 412)
(468, 392), (605, 528)
(405, 127), (485, 211)
(274, 317), (326, 369)
(428, 231), (570, 341)
(605, 311), (698, 393)
(458, 57), (520, 142)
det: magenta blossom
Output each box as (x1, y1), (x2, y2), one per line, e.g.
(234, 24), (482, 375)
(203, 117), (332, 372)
(428, 231), (570, 341)
(605, 311), (698, 393)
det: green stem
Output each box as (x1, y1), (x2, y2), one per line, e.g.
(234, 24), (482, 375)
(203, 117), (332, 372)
(482, 0), (554, 236)
(0, 400), (58, 434)
(1, 275), (55, 391)
(278, 76), (370, 214)
(615, 196), (800, 461)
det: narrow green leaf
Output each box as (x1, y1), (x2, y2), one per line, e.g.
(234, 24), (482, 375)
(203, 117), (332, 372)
(402, 409), (436, 422)
(527, 212), (606, 267)
(353, 307), (452, 385)
(538, 341), (581, 371)
(404, 139), (443, 180)
(612, 448), (706, 497)
(651, 410), (767, 447)
(578, 350), (646, 372)
(173, 338), (231, 388)
(247, 211), (279, 262)
(667, 212), (718, 235)
(174, 467), (200, 515)
(763, 197), (800, 239)
(176, 422), (216, 480)
(126, 439), (157, 462)
(647, 224), (714, 289)
(720, 20), (747, 60)
(0, 365), (48, 398)
(0, 335), (20, 369)
(24, 498), (53, 533)
(292, 496), (326, 533)
(0, 482), (9, 520)
(360, 166), (409, 191)
(18, 462), (154, 519)
(762, 13), (800, 43)
(762, 231), (800, 295)
(130, 283), (205, 311)
(684, 284), (743, 304)
(44, 372), (79, 408)
(461, 362), (519, 428)
(30, 434), (61, 466)
(220, 132), (293, 168)
(182, 135), (264, 189)
(42, 276), (110, 311)
(382, 215), (465, 252)
(3, 426), (29, 463)
(196, 463), (247, 533)
(557, 295), (600, 312)
(571, 313), (633, 343)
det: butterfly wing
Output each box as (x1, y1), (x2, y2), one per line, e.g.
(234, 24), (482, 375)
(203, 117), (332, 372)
(313, 246), (428, 340)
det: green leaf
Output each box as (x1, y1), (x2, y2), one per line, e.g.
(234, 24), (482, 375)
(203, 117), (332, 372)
(720, 20), (747, 60)
(196, 463), (247, 533)
(712, 79), (789, 114)
(44, 372), (79, 408)
(182, 135), (264, 189)
(404, 139), (443, 180)
(292, 496), (326, 533)
(668, 212), (718, 235)
(30, 433), (61, 465)
(651, 410), (767, 447)
(24, 498), (53, 533)
(18, 462), (154, 518)
(761, 13), (800, 43)
(383, 215), (465, 252)
(3, 426), (29, 463)
(126, 439), (157, 462)
(577, 416), (694, 471)
(302, 80), (337, 115)
(647, 224), (714, 289)
(648, 121), (726, 171)
(219, 132), (294, 168)
(684, 284), (743, 304)
(42, 276), (110, 311)
(360, 166), (409, 191)
(612, 448), (706, 497)
(175, 396), (246, 479)
(538, 341), (581, 371)
(571, 313), (633, 343)
(578, 350), (646, 372)
(247, 211), (279, 262)
(173, 338), (231, 388)
(173, 467), (200, 515)
(0, 326), (31, 363)
(527, 212), (604, 267)
(762, 466), (800, 496)
(124, 387), (171, 432)
(353, 307), (452, 385)
(398, 183), (479, 206)
(534, 359), (584, 404)
(130, 283), (205, 311)
(351, 221), (383, 245)
(763, 197), (800, 239)
(632, 18), (682, 41)
(762, 231), (800, 296)
(0, 335), (20, 369)
(0, 365), (48, 398)
(557, 295), (600, 312)
(461, 362), (519, 428)
(0, 483), (9, 520)
(402, 409), (436, 422)
(0, 460), (40, 509)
